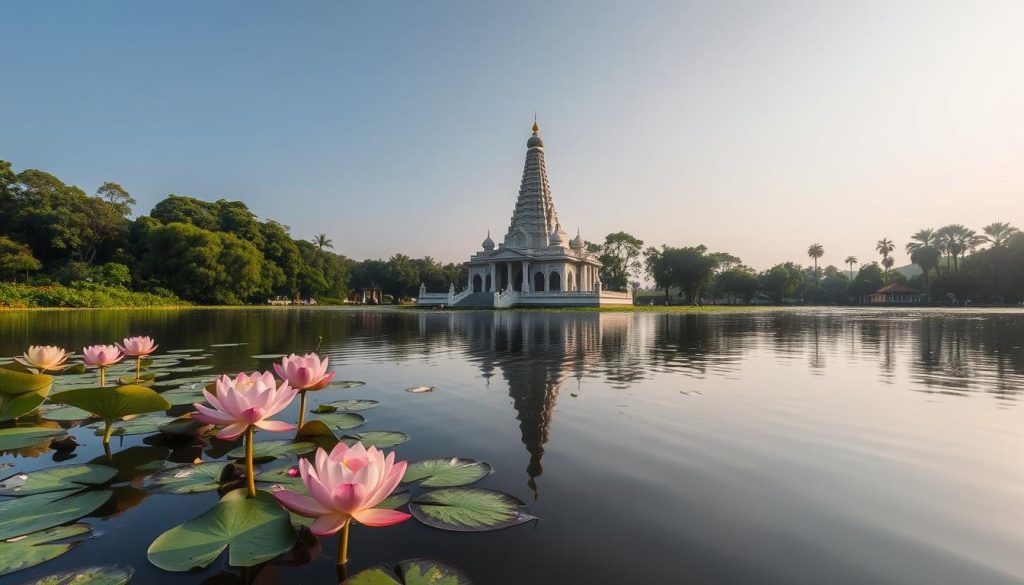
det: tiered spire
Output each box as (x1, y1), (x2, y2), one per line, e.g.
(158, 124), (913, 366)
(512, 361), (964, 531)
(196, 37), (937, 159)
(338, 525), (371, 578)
(503, 119), (566, 249)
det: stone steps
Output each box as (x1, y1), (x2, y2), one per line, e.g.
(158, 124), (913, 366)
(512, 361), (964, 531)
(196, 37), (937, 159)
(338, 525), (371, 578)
(453, 292), (495, 308)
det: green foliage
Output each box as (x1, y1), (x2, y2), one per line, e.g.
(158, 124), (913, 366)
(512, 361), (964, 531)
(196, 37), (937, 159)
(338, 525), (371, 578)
(0, 464), (116, 496)
(0, 523), (92, 577)
(0, 425), (67, 452)
(409, 488), (533, 532)
(144, 462), (229, 494)
(146, 489), (297, 571)
(593, 231), (644, 291)
(402, 458), (492, 488)
(0, 368), (53, 421)
(343, 559), (473, 585)
(50, 385), (171, 423)
(341, 431), (409, 449)
(0, 489), (112, 540)
(0, 236), (41, 281)
(644, 245), (720, 303)
(226, 440), (317, 460)
(18, 565), (133, 585)
(0, 282), (183, 308)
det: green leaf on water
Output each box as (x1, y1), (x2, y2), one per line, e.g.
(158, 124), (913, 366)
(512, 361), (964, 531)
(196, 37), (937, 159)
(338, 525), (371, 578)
(40, 405), (95, 422)
(330, 380), (366, 389)
(0, 464), (116, 496)
(116, 372), (156, 386)
(0, 523), (92, 577)
(314, 411), (366, 430)
(0, 489), (112, 540)
(19, 565), (133, 585)
(89, 414), (178, 437)
(409, 488), (533, 532)
(147, 488), (296, 571)
(0, 368), (53, 421)
(209, 343), (247, 347)
(250, 354), (285, 359)
(60, 363), (87, 375)
(50, 385), (171, 422)
(144, 462), (228, 494)
(402, 459), (492, 488)
(343, 558), (472, 585)
(0, 425), (67, 452)
(314, 399), (379, 413)
(227, 440), (317, 461)
(341, 431), (409, 449)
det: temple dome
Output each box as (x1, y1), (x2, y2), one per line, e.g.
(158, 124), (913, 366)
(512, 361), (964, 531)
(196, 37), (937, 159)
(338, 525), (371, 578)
(482, 231), (495, 250)
(549, 225), (565, 245)
(570, 230), (584, 250)
(527, 119), (544, 148)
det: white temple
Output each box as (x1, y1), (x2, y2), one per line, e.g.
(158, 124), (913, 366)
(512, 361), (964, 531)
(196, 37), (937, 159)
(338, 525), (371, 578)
(419, 121), (633, 308)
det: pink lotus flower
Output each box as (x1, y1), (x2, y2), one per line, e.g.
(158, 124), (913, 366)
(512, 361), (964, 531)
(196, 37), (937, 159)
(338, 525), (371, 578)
(274, 353), (336, 390)
(192, 371), (298, 440)
(273, 442), (410, 535)
(117, 336), (158, 357)
(82, 345), (125, 367)
(14, 345), (70, 372)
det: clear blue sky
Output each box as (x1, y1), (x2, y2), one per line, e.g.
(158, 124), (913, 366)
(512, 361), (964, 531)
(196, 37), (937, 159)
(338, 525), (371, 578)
(3, 1), (1022, 269)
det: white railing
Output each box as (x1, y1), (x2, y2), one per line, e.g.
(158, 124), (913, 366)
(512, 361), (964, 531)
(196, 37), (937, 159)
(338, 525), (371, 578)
(451, 288), (473, 305)
(494, 289), (520, 308)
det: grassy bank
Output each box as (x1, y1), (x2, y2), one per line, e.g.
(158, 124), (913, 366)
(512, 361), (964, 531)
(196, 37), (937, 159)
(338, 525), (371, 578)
(0, 282), (187, 309)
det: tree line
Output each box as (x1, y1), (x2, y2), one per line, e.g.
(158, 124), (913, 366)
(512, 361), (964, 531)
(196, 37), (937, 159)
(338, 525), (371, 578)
(0, 161), (464, 304)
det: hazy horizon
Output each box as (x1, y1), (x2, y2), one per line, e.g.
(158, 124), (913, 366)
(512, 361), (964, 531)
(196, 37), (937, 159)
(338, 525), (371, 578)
(2, 1), (1022, 271)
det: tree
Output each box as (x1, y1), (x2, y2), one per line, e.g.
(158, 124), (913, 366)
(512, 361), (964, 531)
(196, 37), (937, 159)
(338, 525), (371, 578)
(96, 181), (136, 211)
(982, 222), (1020, 248)
(844, 256), (858, 280)
(0, 236), (41, 281)
(758, 262), (803, 303)
(849, 262), (885, 303)
(595, 232), (644, 291)
(714, 266), (759, 304)
(905, 228), (940, 293)
(312, 233), (334, 252)
(807, 243), (824, 289)
(876, 238), (895, 284)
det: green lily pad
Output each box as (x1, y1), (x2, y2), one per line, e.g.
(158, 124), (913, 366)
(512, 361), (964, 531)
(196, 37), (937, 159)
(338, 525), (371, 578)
(250, 354), (285, 359)
(209, 343), (247, 347)
(158, 386), (207, 406)
(60, 363), (87, 375)
(89, 414), (178, 437)
(255, 466), (304, 489)
(0, 489), (112, 540)
(0, 368), (53, 421)
(409, 488), (533, 532)
(314, 399), (379, 413)
(227, 440), (317, 461)
(402, 459), (492, 488)
(19, 565), (133, 585)
(145, 462), (228, 494)
(40, 405), (95, 422)
(147, 488), (296, 571)
(50, 385), (172, 422)
(343, 559), (472, 585)
(0, 426), (67, 452)
(0, 464), (116, 496)
(0, 523), (92, 577)
(330, 380), (366, 389)
(314, 412), (366, 430)
(341, 431), (409, 449)
(116, 372), (156, 386)
(166, 349), (203, 354)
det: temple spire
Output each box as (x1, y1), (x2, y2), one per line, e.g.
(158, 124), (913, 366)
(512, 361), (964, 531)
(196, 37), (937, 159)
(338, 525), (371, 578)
(504, 119), (563, 249)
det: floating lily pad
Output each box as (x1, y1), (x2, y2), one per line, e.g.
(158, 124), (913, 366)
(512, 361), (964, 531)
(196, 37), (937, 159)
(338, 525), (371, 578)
(0, 489), (112, 540)
(145, 462), (228, 494)
(158, 387), (207, 406)
(250, 354), (285, 359)
(314, 399), (379, 413)
(341, 431), (409, 449)
(116, 372), (156, 386)
(89, 414), (179, 437)
(0, 523), (92, 577)
(402, 459), (492, 488)
(209, 343), (247, 348)
(40, 405), (95, 422)
(343, 558), (472, 585)
(314, 412), (366, 431)
(59, 363), (87, 375)
(255, 466), (304, 489)
(330, 380), (366, 389)
(227, 440), (317, 461)
(0, 368), (54, 421)
(20, 565), (134, 585)
(50, 385), (171, 422)
(409, 488), (533, 532)
(0, 464), (116, 496)
(166, 349), (203, 354)
(404, 386), (435, 394)
(147, 488), (296, 571)
(88, 446), (168, 481)
(0, 426), (67, 452)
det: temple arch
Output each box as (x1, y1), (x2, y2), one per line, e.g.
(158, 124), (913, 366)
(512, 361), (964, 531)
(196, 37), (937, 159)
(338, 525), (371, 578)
(549, 271), (561, 291)
(473, 274), (483, 293)
(534, 272), (545, 292)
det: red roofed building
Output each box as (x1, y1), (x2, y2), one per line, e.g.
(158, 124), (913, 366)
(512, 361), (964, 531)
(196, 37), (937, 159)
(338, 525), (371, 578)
(869, 283), (922, 305)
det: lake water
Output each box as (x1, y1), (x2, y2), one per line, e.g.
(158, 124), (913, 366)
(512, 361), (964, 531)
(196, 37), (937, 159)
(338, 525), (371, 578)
(1, 308), (1022, 585)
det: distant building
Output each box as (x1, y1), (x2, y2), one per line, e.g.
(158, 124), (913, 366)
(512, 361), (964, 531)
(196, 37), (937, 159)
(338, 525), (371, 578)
(418, 120), (632, 308)
(869, 283), (922, 305)
(349, 287), (384, 305)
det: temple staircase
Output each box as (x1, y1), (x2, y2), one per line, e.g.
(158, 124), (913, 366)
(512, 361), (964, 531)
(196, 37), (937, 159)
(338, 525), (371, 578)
(452, 292), (495, 308)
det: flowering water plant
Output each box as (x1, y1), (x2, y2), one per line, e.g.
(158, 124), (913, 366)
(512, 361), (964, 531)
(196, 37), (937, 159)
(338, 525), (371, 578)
(82, 344), (125, 386)
(117, 336), (159, 381)
(14, 345), (70, 373)
(275, 353), (335, 428)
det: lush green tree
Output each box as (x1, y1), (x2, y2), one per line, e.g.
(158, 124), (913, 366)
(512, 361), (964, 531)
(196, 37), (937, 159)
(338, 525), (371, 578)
(714, 266), (759, 304)
(96, 181), (136, 211)
(905, 228), (941, 293)
(644, 245), (719, 304)
(758, 262), (803, 303)
(150, 195), (219, 231)
(849, 262), (885, 303)
(844, 255), (858, 280)
(0, 236), (41, 281)
(312, 233), (333, 252)
(807, 243), (824, 289)
(594, 232), (644, 291)
(875, 237), (894, 283)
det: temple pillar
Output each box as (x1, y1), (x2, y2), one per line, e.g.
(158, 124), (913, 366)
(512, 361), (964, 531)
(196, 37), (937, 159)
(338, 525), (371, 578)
(522, 261), (530, 292)
(489, 264), (496, 292)
(507, 263), (513, 292)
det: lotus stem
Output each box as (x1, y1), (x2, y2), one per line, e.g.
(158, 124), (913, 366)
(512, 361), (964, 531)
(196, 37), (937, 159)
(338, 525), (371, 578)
(102, 420), (114, 446)
(297, 390), (307, 429)
(337, 519), (350, 566)
(103, 441), (112, 463)
(135, 357), (142, 381)
(245, 425), (256, 498)
(99, 366), (106, 387)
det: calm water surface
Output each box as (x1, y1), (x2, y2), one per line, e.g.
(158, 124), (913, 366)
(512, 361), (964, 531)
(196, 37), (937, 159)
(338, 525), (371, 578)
(0, 308), (1022, 585)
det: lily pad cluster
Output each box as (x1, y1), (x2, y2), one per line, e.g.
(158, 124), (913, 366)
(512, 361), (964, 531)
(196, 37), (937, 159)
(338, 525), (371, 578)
(0, 340), (534, 583)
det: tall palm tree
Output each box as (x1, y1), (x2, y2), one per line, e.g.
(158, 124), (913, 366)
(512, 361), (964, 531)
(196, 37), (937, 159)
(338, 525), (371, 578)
(807, 243), (824, 289)
(876, 238), (895, 284)
(844, 256), (858, 280)
(982, 222), (1020, 248)
(881, 256), (895, 283)
(311, 233), (333, 252)
(905, 228), (940, 291)
(935, 225), (956, 273)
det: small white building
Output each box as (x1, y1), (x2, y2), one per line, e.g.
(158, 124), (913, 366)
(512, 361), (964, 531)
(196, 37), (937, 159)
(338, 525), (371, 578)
(419, 121), (632, 308)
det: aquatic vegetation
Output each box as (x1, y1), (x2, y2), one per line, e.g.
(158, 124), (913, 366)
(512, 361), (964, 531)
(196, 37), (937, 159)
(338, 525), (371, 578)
(0, 337), (535, 582)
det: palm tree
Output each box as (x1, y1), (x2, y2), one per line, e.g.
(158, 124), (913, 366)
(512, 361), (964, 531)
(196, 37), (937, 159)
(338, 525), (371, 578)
(905, 228), (940, 291)
(876, 238), (895, 284)
(935, 225), (956, 273)
(844, 256), (858, 280)
(807, 243), (824, 289)
(311, 234), (333, 252)
(982, 222), (1019, 248)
